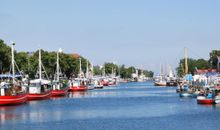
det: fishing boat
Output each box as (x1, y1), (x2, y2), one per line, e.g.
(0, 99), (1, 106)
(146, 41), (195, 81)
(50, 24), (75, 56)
(27, 49), (52, 100)
(52, 81), (68, 97)
(91, 78), (103, 89)
(68, 79), (88, 92)
(51, 49), (68, 97)
(68, 58), (88, 92)
(0, 43), (27, 105)
(197, 96), (214, 104)
(27, 80), (52, 100)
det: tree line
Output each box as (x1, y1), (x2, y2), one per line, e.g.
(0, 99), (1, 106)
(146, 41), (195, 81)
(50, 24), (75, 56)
(0, 39), (154, 79)
(176, 50), (220, 77)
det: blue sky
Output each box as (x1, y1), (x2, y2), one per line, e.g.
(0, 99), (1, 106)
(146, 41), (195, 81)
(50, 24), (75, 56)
(0, 0), (220, 73)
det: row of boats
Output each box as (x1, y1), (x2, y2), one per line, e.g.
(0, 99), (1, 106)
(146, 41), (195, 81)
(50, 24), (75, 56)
(154, 74), (220, 105)
(0, 44), (118, 106)
(0, 77), (117, 105)
(154, 48), (220, 105)
(177, 74), (220, 105)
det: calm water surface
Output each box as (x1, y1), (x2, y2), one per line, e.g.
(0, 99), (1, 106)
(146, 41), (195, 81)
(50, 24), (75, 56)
(1, 82), (220, 130)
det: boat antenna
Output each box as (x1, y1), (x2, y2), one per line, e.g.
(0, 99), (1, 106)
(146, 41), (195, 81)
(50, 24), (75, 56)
(39, 48), (42, 80)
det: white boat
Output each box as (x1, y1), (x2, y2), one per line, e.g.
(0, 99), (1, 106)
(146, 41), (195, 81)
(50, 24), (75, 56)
(27, 49), (52, 100)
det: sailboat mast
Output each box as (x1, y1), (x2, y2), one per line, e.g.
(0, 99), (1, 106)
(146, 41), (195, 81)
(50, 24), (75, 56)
(39, 49), (42, 80)
(56, 50), (59, 81)
(184, 47), (188, 75)
(11, 43), (15, 83)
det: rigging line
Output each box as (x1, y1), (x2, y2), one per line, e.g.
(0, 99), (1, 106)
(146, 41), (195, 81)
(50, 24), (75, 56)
(170, 47), (185, 68)
(14, 62), (21, 74)
(187, 48), (205, 60)
(41, 63), (49, 80)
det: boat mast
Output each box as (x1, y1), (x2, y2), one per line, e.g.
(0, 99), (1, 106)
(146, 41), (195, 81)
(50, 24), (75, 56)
(11, 42), (15, 84)
(39, 49), (42, 80)
(184, 47), (188, 75)
(56, 50), (60, 81)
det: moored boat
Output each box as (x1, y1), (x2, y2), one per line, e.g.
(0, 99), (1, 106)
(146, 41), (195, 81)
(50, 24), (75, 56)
(69, 85), (88, 92)
(0, 83), (27, 105)
(0, 93), (27, 106)
(27, 90), (51, 100)
(51, 49), (68, 97)
(27, 49), (52, 100)
(52, 86), (68, 96)
(27, 79), (52, 100)
(0, 43), (27, 106)
(197, 96), (214, 104)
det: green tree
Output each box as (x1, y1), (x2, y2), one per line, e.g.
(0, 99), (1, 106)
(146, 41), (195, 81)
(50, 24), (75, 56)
(0, 39), (11, 73)
(104, 62), (118, 75)
(177, 58), (211, 77)
(195, 59), (211, 69)
(93, 66), (102, 75)
(209, 50), (220, 69)
(15, 52), (29, 74)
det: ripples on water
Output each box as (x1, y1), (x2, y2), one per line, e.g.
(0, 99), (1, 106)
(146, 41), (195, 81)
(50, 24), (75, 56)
(1, 81), (220, 130)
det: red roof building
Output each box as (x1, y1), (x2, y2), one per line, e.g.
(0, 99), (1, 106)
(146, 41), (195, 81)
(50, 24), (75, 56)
(194, 69), (217, 75)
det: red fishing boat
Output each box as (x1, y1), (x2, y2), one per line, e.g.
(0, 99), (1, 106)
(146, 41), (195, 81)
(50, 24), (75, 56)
(0, 82), (27, 105)
(27, 49), (52, 100)
(51, 49), (68, 97)
(0, 43), (27, 106)
(69, 85), (88, 92)
(197, 96), (214, 104)
(52, 87), (68, 96)
(0, 94), (27, 106)
(68, 78), (88, 92)
(27, 91), (51, 100)
(27, 79), (52, 100)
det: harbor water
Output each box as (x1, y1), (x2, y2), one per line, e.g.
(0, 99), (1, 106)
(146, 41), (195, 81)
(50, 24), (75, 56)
(1, 82), (220, 130)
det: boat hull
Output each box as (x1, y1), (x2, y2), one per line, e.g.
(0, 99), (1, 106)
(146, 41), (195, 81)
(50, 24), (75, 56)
(197, 99), (214, 104)
(27, 90), (52, 100)
(154, 82), (166, 86)
(68, 86), (88, 92)
(0, 93), (27, 106)
(51, 88), (68, 97)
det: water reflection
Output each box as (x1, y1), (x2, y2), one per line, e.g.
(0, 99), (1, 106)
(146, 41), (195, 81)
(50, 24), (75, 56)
(68, 92), (89, 98)
(0, 106), (18, 124)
